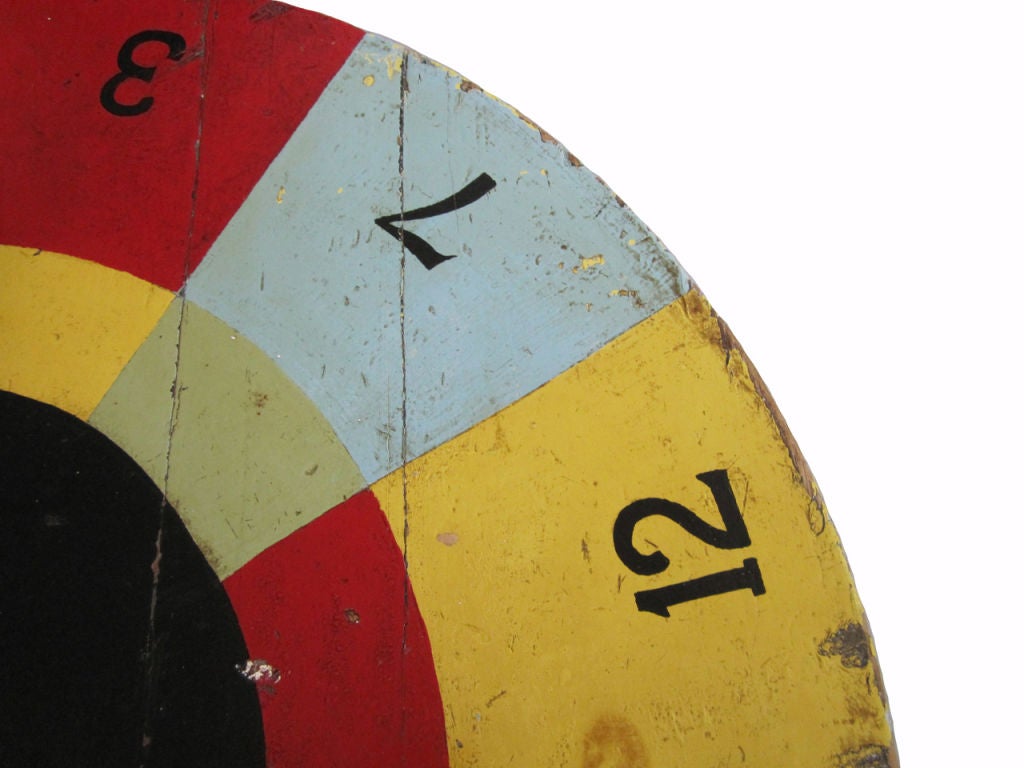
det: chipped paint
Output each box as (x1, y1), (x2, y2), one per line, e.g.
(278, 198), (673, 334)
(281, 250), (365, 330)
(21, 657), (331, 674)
(383, 53), (402, 79)
(835, 744), (894, 768)
(819, 622), (871, 669)
(236, 658), (281, 686)
(189, 32), (686, 483)
(573, 254), (605, 273)
(3, 5), (895, 765)
(707, 299), (825, 512)
(373, 296), (895, 765)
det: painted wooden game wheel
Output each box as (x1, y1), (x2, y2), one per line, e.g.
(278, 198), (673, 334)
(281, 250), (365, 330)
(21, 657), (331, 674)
(1, 2), (897, 766)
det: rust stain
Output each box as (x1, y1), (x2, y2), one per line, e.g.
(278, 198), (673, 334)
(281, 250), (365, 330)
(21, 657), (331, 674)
(458, 78), (482, 93)
(820, 616), (895, 740)
(514, 108), (557, 145)
(250, 391), (269, 415)
(819, 622), (870, 668)
(344, 608), (360, 624)
(511, 107), (581, 166)
(834, 744), (894, 768)
(581, 537), (591, 563)
(682, 285), (825, 517)
(718, 312), (823, 513)
(581, 715), (650, 768)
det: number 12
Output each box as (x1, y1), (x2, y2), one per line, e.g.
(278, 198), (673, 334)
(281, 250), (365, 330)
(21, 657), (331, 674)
(613, 469), (766, 616)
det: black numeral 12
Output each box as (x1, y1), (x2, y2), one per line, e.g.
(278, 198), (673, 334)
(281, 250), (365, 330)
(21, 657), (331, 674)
(613, 469), (766, 616)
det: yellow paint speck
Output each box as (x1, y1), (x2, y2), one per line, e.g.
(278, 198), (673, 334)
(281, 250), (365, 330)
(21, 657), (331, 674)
(572, 254), (605, 274)
(628, 238), (637, 246)
(363, 74), (375, 87)
(275, 186), (285, 204)
(337, 187), (344, 195)
(519, 170), (528, 176)
(609, 288), (638, 298)
(384, 55), (402, 80)
(540, 169), (548, 176)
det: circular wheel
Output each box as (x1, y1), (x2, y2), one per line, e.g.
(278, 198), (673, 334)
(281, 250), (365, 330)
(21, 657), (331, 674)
(1, 3), (896, 766)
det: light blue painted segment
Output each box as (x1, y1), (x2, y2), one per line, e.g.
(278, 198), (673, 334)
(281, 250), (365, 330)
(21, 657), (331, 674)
(188, 35), (405, 478)
(188, 34), (689, 484)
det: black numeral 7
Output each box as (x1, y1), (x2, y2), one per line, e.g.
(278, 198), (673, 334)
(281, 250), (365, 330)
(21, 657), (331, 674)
(375, 173), (496, 269)
(613, 469), (766, 616)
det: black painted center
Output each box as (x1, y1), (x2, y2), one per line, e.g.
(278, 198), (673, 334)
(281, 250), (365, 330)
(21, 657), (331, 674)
(0, 390), (264, 767)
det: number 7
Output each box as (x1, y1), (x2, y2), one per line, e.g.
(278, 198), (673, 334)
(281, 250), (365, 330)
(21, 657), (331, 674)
(374, 172), (496, 269)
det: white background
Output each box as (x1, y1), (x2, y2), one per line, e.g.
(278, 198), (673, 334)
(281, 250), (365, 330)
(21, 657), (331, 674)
(295, 2), (1023, 764)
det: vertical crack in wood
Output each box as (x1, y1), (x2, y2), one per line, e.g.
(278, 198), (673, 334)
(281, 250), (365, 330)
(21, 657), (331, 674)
(141, 3), (212, 763)
(397, 47), (412, 764)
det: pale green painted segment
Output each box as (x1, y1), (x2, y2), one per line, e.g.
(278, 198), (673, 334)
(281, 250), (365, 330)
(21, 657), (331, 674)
(90, 298), (366, 578)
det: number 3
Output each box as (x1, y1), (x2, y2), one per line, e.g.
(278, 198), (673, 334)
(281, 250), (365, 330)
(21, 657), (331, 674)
(100, 30), (187, 117)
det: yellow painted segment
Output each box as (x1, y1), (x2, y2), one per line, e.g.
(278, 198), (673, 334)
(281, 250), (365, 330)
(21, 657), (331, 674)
(0, 245), (173, 419)
(90, 298), (366, 578)
(373, 292), (893, 766)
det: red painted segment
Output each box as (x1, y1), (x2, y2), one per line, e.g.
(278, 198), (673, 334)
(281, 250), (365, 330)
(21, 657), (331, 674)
(224, 490), (450, 768)
(0, 1), (362, 290)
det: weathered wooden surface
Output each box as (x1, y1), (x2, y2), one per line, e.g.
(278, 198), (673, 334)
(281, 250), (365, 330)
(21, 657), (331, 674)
(1, 2), (896, 765)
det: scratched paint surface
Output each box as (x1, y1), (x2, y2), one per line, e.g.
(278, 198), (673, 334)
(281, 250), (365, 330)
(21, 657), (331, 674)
(187, 34), (685, 482)
(372, 293), (895, 765)
(89, 297), (366, 578)
(0, 1), (362, 289)
(1, 2), (895, 766)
